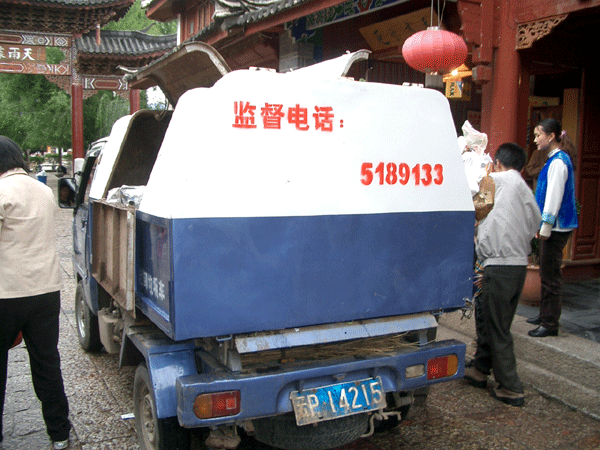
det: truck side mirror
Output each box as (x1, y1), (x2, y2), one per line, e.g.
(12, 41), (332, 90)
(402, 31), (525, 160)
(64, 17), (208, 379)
(58, 177), (77, 209)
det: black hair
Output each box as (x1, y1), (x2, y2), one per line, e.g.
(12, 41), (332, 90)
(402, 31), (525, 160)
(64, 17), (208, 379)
(494, 143), (526, 172)
(537, 118), (561, 141)
(537, 118), (577, 170)
(0, 136), (27, 174)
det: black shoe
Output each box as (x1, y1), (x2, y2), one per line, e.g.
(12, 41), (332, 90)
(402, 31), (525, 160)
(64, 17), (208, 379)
(491, 387), (525, 407)
(464, 366), (488, 388)
(528, 325), (558, 337)
(526, 315), (541, 325)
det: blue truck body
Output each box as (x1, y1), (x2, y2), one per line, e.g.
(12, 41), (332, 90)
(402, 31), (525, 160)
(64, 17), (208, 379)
(136, 210), (473, 340)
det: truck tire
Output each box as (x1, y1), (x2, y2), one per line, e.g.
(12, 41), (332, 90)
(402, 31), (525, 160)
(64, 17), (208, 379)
(75, 281), (102, 352)
(133, 364), (190, 450)
(252, 412), (368, 450)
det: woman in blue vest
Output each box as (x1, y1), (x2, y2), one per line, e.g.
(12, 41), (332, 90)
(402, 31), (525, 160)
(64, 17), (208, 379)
(527, 118), (578, 337)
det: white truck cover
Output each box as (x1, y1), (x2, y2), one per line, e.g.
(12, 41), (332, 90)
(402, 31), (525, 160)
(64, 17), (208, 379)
(139, 66), (473, 219)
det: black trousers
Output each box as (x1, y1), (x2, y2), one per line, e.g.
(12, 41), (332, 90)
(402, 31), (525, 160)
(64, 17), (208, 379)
(473, 265), (526, 393)
(0, 291), (71, 442)
(539, 231), (572, 331)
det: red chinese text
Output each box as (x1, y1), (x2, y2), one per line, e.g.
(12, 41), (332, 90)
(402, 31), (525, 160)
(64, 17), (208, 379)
(233, 101), (257, 129)
(233, 101), (338, 131)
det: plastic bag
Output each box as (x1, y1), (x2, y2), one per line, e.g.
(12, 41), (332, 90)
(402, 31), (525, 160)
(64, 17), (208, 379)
(106, 185), (145, 208)
(461, 120), (488, 156)
(458, 121), (492, 196)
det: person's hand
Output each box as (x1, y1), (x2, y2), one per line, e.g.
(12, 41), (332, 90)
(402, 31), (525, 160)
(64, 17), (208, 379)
(539, 222), (552, 240)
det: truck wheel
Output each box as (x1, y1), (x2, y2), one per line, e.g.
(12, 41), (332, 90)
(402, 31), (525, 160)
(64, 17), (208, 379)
(133, 364), (190, 450)
(75, 281), (102, 352)
(252, 412), (368, 450)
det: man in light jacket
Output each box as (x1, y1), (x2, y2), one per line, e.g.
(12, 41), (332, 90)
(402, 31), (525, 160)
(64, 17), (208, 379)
(464, 143), (541, 407)
(0, 136), (71, 449)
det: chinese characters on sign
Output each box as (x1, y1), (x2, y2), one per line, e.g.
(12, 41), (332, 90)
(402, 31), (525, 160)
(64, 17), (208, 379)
(233, 101), (342, 131)
(0, 30), (71, 75)
(445, 81), (471, 101)
(0, 44), (44, 61)
(140, 270), (166, 304)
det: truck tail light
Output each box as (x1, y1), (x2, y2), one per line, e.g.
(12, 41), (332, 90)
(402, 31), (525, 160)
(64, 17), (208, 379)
(194, 391), (240, 419)
(427, 354), (458, 380)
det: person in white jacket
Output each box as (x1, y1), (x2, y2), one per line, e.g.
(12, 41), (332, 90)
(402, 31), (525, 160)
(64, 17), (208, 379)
(0, 136), (71, 449)
(464, 143), (541, 407)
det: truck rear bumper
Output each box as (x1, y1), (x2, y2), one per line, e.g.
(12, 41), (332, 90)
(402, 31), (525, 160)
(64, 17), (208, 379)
(176, 338), (465, 427)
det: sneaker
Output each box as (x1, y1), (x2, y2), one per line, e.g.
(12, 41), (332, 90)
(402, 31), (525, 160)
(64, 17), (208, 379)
(492, 387), (524, 407)
(53, 440), (69, 450)
(463, 366), (488, 388)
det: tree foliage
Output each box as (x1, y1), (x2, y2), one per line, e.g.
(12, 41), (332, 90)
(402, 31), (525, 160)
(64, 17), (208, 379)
(0, 73), (71, 151)
(103, 0), (177, 35)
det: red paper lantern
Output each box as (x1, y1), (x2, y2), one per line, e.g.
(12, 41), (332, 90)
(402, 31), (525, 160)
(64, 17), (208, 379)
(401, 27), (468, 74)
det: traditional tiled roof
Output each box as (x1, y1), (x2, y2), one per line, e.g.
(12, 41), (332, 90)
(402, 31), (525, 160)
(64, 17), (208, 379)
(76, 29), (176, 55)
(216, 0), (304, 26)
(0, 0), (134, 34)
(180, 0), (307, 44)
(75, 29), (176, 75)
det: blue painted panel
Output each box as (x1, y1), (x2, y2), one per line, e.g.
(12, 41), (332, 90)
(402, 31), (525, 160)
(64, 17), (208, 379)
(147, 350), (197, 419)
(136, 213), (174, 337)
(74, 203), (100, 313)
(158, 211), (473, 340)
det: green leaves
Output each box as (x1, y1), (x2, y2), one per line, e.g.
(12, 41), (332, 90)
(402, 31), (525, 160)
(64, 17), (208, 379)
(0, 73), (69, 151)
(103, 0), (176, 34)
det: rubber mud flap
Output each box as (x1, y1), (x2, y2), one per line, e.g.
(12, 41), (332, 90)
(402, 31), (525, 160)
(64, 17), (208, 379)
(252, 412), (368, 450)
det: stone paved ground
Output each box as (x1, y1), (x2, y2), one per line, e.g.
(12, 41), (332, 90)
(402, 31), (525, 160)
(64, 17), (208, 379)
(2, 175), (600, 450)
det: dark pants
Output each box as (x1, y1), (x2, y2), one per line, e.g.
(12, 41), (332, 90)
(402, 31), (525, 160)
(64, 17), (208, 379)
(0, 291), (71, 442)
(539, 231), (572, 331)
(473, 265), (526, 393)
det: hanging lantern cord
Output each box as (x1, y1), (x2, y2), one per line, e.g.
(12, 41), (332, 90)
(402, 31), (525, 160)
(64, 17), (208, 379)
(430, 0), (434, 27)
(439, 0), (446, 26)
(430, 0), (446, 28)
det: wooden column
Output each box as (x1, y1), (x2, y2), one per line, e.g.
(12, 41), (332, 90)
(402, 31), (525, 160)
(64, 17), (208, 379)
(483, 0), (520, 154)
(458, 0), (521, 155)
(70, 38), (85, 162)
(129, 89), (140, 114)
(71, 83), (84, 161)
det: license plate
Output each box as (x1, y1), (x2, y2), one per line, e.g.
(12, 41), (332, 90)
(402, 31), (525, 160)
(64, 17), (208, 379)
(290, 377), (386, 426)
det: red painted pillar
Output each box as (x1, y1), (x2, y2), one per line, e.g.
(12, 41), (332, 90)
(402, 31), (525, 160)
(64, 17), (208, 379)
(129, 89), (140, 114)
(516, 63), (531, 150)
(484, 0), (520, 155)
(71, 83), (84, 161)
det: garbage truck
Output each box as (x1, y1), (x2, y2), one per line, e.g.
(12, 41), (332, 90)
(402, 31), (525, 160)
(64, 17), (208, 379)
(59, 42), (474, 450)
